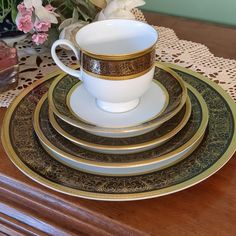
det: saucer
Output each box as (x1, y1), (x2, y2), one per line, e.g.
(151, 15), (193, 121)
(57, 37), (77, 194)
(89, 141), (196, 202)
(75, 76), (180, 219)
(33, 84), (208, 175)
(67, 80), (169, 129)
(48, 95), (191, 154)
(3, 62), (236, 201)
(48, 63), (187, 138)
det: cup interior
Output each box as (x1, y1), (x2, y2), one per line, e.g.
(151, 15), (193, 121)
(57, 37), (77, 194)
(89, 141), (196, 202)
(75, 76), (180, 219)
(76, 19), (158, 55)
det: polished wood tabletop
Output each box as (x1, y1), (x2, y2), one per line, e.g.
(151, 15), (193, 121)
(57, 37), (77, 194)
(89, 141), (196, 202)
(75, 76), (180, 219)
(0, 12), (236, 235)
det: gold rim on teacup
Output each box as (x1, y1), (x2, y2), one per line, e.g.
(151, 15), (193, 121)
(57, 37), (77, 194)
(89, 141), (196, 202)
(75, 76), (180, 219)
(78, 40), (157, 61)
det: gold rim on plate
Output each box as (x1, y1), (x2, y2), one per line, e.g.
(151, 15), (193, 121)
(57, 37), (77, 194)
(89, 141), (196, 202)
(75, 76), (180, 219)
(49, 95), (189, 154)
(39, 133), (204, 177)
(48, 63), (187, 135)
(33, 83), (208, 169)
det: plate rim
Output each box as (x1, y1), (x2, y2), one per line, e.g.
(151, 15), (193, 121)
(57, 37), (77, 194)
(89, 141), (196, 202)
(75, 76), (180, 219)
(39, 131), (205, 177)
(1, 62), (236, 201)
(47, 96), (191, 154)
(47, 63), (188, 135)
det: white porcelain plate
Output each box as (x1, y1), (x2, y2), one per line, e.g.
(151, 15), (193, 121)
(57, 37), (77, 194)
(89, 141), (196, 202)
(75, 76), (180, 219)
(67, 81), (168, 129)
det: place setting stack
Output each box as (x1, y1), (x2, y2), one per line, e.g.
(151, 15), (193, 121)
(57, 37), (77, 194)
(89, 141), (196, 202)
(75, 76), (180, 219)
(2, 20), (236, 201)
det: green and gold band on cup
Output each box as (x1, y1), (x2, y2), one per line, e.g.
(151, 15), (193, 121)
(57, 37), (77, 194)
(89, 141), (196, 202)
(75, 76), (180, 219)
(80, 47), (156, 80)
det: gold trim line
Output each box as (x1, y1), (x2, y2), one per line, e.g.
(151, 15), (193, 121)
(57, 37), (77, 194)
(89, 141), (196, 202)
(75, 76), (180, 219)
(79, 43), (156, 61)
(82, 66), (154, 80)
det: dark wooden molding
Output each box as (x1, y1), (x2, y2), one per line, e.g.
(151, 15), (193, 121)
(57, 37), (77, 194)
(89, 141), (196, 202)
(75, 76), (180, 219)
(0, 174), (144, 236)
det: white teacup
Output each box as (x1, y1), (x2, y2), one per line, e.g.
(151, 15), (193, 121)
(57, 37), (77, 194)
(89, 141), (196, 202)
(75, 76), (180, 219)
(51, 19), (158, 113)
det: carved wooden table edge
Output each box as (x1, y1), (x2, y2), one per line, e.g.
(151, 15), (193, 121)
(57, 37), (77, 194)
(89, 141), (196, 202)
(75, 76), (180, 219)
(0, 172), (144, 236)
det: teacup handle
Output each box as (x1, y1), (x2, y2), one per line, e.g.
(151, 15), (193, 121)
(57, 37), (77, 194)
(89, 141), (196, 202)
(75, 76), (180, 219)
(51, 39), (82, 80)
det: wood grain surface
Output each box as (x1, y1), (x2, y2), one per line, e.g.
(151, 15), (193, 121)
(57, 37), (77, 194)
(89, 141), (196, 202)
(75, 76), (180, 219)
(0, 12), (236, 235)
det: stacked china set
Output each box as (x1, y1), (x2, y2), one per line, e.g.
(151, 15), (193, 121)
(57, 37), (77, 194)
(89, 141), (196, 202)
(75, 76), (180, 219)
(33, 62), (209, 177)
(2, 19), (236, 201)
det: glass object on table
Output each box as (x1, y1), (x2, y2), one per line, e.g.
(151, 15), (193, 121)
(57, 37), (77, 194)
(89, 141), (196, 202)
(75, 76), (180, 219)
(0, 40), (19, 93)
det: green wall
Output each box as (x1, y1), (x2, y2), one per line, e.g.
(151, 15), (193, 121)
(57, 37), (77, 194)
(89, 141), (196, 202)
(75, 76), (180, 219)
(141, 0), (236, 26)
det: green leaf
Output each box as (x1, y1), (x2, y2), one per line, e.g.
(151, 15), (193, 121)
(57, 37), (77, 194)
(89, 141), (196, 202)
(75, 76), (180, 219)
(72, 7), (79, 22)
(11, 6), (17, 23)
(44, 26), (59, 47)
(76, 6), (91, 21)
(74, 0), (90, 9)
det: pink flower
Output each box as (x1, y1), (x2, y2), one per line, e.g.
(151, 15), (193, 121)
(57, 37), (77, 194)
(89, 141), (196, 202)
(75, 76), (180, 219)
(17, 3), (33, 16)
(34, 21), (51, 32)
(17, 15), (33, 33)
(32, 33), (48, 45)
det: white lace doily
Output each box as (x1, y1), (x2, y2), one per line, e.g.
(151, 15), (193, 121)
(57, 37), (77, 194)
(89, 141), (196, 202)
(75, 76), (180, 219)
(1, 9), (236, 107)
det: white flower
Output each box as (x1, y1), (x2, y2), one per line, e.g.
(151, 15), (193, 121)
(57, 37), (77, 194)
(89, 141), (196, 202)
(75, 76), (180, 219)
(23, 0), (58, 24)
(59, 21), (88, 41)
(59, 10), (88, 49)
(97, 0), (145, 21)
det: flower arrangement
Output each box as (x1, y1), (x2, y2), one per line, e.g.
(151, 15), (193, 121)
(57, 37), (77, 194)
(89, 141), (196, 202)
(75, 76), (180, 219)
(1, 0), (145, 45)
(15, 0), (60, 44)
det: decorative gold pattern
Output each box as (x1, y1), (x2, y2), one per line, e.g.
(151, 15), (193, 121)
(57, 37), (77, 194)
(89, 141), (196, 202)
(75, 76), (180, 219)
(1, 63), (236, 201)
(82, 66), (154, 80)
(82, 49), (155, 78)
(49, 96), (190, 154)
(32, 86), (207, 176)
(48, 63), (187, 135)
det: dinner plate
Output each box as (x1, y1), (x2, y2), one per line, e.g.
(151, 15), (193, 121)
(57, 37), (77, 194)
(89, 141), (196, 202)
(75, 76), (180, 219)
(2, 63), (236, 201)
(48, 63), (187, 138)
(47, 96), (191, 154)
(33, 84), (207, 175)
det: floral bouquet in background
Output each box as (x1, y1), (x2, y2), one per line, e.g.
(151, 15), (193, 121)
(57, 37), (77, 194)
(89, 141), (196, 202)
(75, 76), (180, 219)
(1, 0), (145, 45)
(15, 0), (59, 45)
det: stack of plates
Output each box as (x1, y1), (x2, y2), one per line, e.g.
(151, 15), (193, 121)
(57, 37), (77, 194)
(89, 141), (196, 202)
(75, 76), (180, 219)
(2, 62), (236, 201)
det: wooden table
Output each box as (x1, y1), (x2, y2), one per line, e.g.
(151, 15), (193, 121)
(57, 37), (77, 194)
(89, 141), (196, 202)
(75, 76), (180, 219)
(0, 12), (236, 236)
